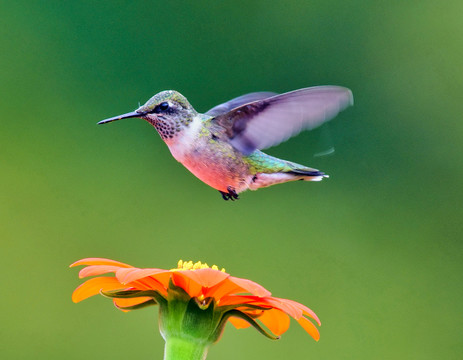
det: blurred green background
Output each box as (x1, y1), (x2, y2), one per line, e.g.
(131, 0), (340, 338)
(2, 1), (462, 359)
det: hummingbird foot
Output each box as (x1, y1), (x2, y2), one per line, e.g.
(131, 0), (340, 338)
(219, 191), (231, 200)
(219, 187), (239, 201)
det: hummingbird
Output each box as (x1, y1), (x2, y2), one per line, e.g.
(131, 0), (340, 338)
(99, 86), (353, 200)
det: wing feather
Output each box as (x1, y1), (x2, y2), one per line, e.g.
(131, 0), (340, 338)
(205, 92), (277, 116)
(213, 86), (353, 154)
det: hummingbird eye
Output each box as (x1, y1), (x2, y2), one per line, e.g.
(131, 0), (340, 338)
(155, 102), (170, 113)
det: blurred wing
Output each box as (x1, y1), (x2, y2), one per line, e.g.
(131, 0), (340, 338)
(313, 124), (335, 157)
(205, 92), (277, 116)
(213, 86), (353, 154)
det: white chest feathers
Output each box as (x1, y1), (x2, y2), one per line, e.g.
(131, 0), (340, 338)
(167, 116), (204, 162)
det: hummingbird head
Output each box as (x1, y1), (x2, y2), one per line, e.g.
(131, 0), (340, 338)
(98, 90), (197, 143)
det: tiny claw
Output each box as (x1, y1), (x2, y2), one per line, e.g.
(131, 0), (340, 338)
(219, 187), (239, 201)
(219, 191), (230, 201)
(227, 186), (239, 200)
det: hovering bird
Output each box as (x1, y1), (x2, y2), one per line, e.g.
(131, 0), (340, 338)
(99, 86), (353, 200)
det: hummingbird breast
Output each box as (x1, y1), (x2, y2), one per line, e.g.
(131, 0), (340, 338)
(166, 118), (251, 193)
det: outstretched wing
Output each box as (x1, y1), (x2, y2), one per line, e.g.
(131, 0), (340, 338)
(213, 86), (353, 154)
(205, 92), (277, 117)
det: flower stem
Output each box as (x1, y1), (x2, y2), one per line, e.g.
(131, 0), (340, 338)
(163, 337), (210, 360)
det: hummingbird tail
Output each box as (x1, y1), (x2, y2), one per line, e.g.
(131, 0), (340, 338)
(287, 169), (328, 182)
(248, 169), (328, 190)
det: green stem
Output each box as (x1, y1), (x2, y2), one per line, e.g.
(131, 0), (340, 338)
(163, 337), (210, 360)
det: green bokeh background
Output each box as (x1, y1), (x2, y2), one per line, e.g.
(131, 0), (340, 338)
(2, 1), (462, 359)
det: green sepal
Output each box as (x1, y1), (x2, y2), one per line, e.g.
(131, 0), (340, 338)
(167, 279), (191, 302)
(220, 310), (280, 340)
(182, 297), (215, 339)
(217, 303), (271, 314)
(101, 289), (158, 298)
(100, 289), (166, 306)
(115, 299), (158, 311)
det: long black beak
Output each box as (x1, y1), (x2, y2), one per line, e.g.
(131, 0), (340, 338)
(97, 111), (144, 125)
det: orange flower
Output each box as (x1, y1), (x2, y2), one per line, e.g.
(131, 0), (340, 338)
(71, 258), (321, 342)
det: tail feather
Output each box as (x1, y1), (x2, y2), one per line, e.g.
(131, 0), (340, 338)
(287, 169), (326, 177)
(248, 169), (328, 190)
(287, 168), (328, 182)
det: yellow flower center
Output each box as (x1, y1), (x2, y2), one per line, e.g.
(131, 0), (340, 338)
(172, 260), (226, 272)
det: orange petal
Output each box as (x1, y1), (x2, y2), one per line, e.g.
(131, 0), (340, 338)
(281, 298), (321, 326)
(219, 295), (301, 319)
(257, 297), (303, 319)
(228, 316), (252, 329)
(297, 317), (320, 341)
(128, 278), (168, 295)
(172, 272), (201, 297)
(150, 271), (173, 288)
(72, 277), (125, 303)
(115, 268), (168, 284)
(255, 308), (290, 336)
(78, 265), (122, 278)
(227, 276), (271, 297)
(206, 278), (247, 299)
(207, 277), (270, 300)
(217, 295), (263, 307)
(172, 269), (229, 298)
(182, 268), (229, 288)
(70, 258), (132, 268)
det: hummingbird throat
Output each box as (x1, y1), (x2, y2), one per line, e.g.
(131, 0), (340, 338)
(146, 116), (187, 141)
